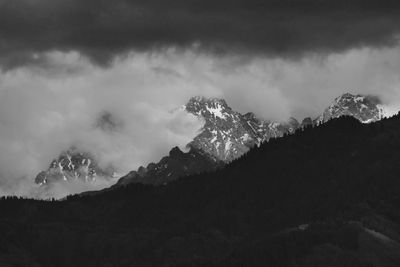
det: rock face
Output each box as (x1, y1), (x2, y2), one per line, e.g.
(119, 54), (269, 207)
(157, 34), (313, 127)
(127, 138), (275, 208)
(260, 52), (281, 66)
(117, 93), (388, 186)
(34, 111), (121, 187)
(300, 117), (313, 128)
(317, 93), (385, 124)
(37, 93), (388, 188)
(116, 146), (222, 186)
(116, 97), (300, 186)
(185, 97), (254, 162)
(35, 148), (115, 185)
(185, 96), (298, 162)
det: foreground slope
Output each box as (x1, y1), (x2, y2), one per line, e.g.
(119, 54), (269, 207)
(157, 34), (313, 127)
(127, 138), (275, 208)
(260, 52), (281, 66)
(2, 114), (400, 266)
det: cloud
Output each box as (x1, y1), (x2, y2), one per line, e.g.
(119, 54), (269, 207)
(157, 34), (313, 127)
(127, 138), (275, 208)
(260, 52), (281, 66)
(0, 51), (206, 198)
(1, 46), (400, 198)
(1, 0), (400, 69)
(1, 0), (399, 199)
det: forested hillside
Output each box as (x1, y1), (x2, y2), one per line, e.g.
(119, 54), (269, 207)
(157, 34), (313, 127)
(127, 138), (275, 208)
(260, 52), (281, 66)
(2, 115), (400, 266)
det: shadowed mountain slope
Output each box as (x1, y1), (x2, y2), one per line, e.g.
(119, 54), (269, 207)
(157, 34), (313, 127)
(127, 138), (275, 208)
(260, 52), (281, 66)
(35, 93), (387, 190)
(2, 114), (400, 266)
(115, 146), (222, 186)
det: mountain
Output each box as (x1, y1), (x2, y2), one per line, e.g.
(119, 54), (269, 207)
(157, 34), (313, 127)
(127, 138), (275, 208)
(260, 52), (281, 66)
(115, 146), (222, 186)
(317, 93), (386, 124)
(34, 111), (122, 187)
(100, 93), (389, 187)
(35, 93), (387, 188)
(35, 148), (115, 185)
(3, 114), (400, 266)
(185, 93), (387, 163)
(115, 97), (299, 186)
(185, 96), (299, 162)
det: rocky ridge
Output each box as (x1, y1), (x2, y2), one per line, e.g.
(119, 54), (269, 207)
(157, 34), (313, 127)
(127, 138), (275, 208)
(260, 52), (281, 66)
(116, 97), (303, 186)
(317, 93), (385, 124)
(36, 92), (388, 188)
(185, 96), (299, 162)
(35, 148), (115, 185)
(116, 146), (222, 186)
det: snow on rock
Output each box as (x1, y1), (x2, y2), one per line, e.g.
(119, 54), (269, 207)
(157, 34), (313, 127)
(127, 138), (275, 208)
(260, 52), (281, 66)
(35, 148), (115, 185)
(317, 93), (385, 124)
(38, 92), (389, 188)
(206, 103), (226, 119)
(184, 93), (385, 164)
(185, 96), (299, 162)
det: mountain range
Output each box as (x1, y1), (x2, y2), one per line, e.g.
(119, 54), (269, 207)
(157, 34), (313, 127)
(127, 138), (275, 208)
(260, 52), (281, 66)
(35, 92), (387, 189)
(2, 110), (400, 266)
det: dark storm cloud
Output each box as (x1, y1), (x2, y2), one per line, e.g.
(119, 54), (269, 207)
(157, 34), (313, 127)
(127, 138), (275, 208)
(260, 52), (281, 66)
(0, 0), (400, 67)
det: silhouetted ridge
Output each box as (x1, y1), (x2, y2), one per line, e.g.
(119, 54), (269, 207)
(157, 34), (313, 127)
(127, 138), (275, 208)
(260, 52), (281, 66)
(169, 146), (185, 158)
(2, 112), (400, 266)
(116, 146), (221, 186)
(117, 96), (301, 187)
(37, 93), (387, 190)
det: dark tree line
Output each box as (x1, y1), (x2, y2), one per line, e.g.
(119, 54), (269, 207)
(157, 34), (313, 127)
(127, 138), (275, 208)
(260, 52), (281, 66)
(2, 114), (400, 266)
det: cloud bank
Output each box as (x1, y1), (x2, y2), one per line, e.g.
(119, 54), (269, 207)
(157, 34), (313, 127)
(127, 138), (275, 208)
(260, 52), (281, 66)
(1, 0), (400, 198)
(1, 0), (400, 69)
(0, 45), (400, 198)
(0, 51), (206, 198)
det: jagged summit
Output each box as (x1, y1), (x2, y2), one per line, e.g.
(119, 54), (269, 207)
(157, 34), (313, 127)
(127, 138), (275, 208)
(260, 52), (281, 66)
(185, 96), (299, 162)
(116, 146), (220, 186)
(116, 97), (298, 186)
(317, 92), (385, 123)
(185, 96), (231, 120)
(188, 95), (228, 104)
(35, 148), (115, 185)
(169, 146), (185, 158)
(38, 93), (389, 188)
(243, 112), (258, 120)
(35, 111), (124, 187)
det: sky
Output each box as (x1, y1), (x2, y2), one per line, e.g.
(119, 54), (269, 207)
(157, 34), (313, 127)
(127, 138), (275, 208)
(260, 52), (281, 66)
(0, 0), (400, 198)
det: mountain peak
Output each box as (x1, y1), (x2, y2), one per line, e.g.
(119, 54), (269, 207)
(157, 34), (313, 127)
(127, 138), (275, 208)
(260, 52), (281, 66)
(186, 96), (232, 121)
(335, 92), (382, 105)
(335, 92), (366, 103)
(319, 92), (384, 123)
(35, 147), (115, 185)
(337, 92), (358, 98)
(243, 112), (258, 121)
(169, 146), (185, 158)
(184, 96), (300, 162)
(188, 96), (227, 105)
(116, 145), (220, 186)
(36, 93), (389, 189)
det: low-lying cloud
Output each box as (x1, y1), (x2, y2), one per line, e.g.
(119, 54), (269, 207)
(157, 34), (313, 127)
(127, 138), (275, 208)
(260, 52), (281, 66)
(0, 51), (206, 198)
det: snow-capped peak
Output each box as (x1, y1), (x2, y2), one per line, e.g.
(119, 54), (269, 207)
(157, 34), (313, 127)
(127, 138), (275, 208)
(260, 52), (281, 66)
(185, 96), (299, 162)
(186, 96), (231, 120)
(318, 92), (385, 123)
(35, 148), (114, 185)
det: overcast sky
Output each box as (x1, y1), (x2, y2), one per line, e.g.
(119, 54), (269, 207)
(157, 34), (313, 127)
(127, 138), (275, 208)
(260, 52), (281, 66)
(1, 0), (400, 197)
